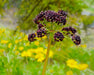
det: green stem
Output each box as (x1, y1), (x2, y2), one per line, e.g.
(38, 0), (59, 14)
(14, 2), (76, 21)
(42, 37), (51, 75)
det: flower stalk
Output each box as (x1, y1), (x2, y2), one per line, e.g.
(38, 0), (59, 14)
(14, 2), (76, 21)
(42, 36), (51, 75)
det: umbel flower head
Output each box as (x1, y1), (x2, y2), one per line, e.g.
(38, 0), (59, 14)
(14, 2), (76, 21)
(54, 32), (64, 41)
(37, 28), (46, 37)
(34, 10), (67, 25)
(72, 35), (81, 45)
(62, 27), (77, 35)
(28, 10), (81, 45)
(28, 33), (36, 42)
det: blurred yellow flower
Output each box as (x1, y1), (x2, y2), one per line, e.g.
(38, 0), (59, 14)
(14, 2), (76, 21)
(35, 53), (44, 59)
(1, 29), (5, 33)
(0, 49), (4, 53)
(8, 43), (12, 48)
(23, 35), (28, 41)
(43, 49), (53, 58)
(19, 47), (24, 51)
(19, 39), (22, 42)
(77, 64), (88, 70)
(34, 41), (39, 46)
(37, 57), (45, 62)
(49, 50), (53, 58)
(80, 44), (87, 48)
(66, 70), (73, 75)
(35, 32), (37, 35)
(36, 37), (41, 41)
(35, 52), (45, 62)
(70, 44), (73, 47)
(21, 51), (32, 57)
(0, 29), (5, 34)
(42, 36), (47, 39)
(45, 44), (48, 47)
(50, 70), (54, 73)
(15, 40), (19, 44)
(35, 47), (44, 53)
(20, 32), (24, 36)
(25, 42), (30, 46)
(1, 40), (8, 44)
(66, 59), (78, 68)
(15, 51), (19, 55)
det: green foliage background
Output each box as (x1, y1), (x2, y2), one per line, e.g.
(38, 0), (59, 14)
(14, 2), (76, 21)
(0, 0), (88, 30)
(0, 0), (94, 75)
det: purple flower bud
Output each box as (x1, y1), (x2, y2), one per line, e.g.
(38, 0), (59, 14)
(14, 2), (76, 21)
(37, 28), (46, 37)
(69, 27), (77, 35)
(38, 23), (44, 29)
(58, 10), (67, 17)
(62, 27), (70, 35)
(54, 32), (64, 41)
(72, 35), (81, 45)
(34, 18), (40, 24)
(28, 33), (36, 42)
(59, 16), (66, 25)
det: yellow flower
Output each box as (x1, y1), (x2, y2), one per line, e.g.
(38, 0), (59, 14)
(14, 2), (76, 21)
(20, 32), (24, 36)
(19, 39), (22, 42)
(35, 47), (44, 53)
(35, 32), (37, 35)
(1, 40), (8, 44)
(27, 48), (36, 53)
(71, 44), (73, 47)
(23, 35), (28, 41)
(50, 70), (54, 73)
(0, 49), (4, 53)
(66, 70), (73, 75)
(80, 44), (87, 48)
(66, 59), (78, 68)
(35, 53), (44, 59)
(43, 49), (53, 58)
(42, 36), (47, 39)
(49, 50), (53, 58)
(8, 43), (12, 48)
(34, 41), (39, 46)
(19, 47), (24, 51)
(25, 42), (30, 46)
(16, 26), (20, 29)
(77, 64), (88, 70)
(0, 29), (5, 34)
(45, 44), (48, 47)
(36, 37), (41, 41)
(21, 51), (32, 57)
(15, 51), (19, 55)
(15, 40), (19, 44)
(37, 57), (45, 62)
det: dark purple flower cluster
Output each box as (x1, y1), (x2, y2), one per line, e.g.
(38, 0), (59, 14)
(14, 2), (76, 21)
(72, 35), (81, 45)
(58, 10), (67, 17)
(28, 33), (36, 42)
(62, 27), (81, 45)
(30, 10), (67, 42)
(34, 10), (67, 25)
(54, 32), (64, 41)
(62, 27), (77, 35)
(38, 23), (44, 29)
(37, 28), (46, 37)
(69, 27), (77, 35)
(28, 10), (81, 45)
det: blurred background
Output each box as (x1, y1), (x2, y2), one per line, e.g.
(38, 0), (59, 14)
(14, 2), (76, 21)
(0, 0), (94, 75)
(0, 0), (94, 48)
